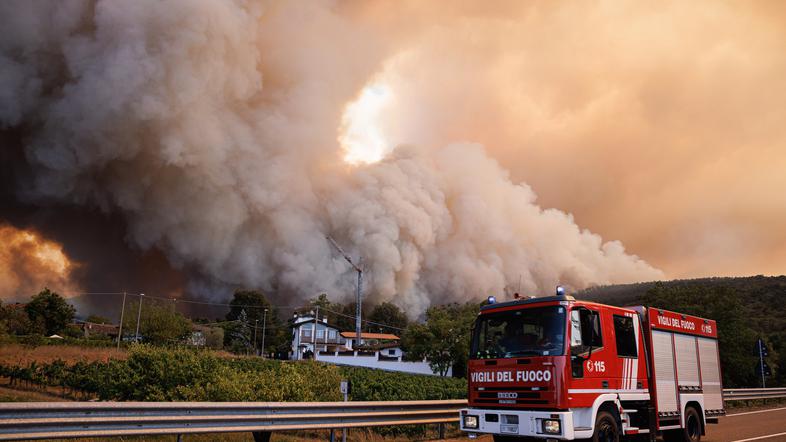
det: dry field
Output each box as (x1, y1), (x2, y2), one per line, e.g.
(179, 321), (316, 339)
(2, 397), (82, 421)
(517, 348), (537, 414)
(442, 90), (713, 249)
(0, 344), (127, 365)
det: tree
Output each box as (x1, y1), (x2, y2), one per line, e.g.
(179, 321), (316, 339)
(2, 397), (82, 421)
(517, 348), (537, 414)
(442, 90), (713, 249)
(225, 289), (289, 355)
(0, 300), (7, 338)
(226, 309), (253, 354)
(227, 290), (273, 324)
(403, 302), (479, 377)
(24, 288), (75, 335)
(0, 302), (35, 335)
(86, 314), (111, 324)
(204, 327), (224, 350)
(368, 302), (408, 334)
(309, 293), (355, 332)
(642, 283), (758, 388)
(122, 299), (192, 345)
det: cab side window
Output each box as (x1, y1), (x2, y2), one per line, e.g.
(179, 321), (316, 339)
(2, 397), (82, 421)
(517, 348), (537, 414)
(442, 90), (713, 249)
(587, 311), (603, 348)
(613, 315), (637, 357)
(570, 308), (603, 356)
(569, 308), (604, 379)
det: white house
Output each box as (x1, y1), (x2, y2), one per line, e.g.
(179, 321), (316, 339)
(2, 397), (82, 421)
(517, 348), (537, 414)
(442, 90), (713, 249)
(289, 313), (451, 377)
(290, 313), (346, 358)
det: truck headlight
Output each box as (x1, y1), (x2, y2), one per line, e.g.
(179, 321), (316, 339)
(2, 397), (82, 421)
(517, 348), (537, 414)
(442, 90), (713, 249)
(463, 415), (479, 429)
(542, 419), (561, 434)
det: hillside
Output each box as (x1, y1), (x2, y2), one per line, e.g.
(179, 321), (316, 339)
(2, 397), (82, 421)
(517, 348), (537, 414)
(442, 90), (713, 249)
(578, 276), (786, 388)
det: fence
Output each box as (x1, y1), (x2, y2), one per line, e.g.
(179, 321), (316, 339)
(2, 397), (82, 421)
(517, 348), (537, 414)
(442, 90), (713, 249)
(0, 400), (465, 441)
(0, 388), (784, 441)
(723, 387), (786, 401)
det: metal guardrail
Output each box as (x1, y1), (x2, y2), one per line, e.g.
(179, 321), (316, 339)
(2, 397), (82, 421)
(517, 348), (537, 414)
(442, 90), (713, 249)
(0, 389), (784, 441)
(0, 400), (466, 441)
(723, 387), (786, 401)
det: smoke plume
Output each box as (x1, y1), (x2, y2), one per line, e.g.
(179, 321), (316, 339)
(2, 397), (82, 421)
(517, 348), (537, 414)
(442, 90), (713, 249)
(0, 1), (668, 313)
(0, 224), (81, 300)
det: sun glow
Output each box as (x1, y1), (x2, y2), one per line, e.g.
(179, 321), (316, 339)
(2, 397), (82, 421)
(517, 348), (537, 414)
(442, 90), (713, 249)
(339, 83), (394, 165)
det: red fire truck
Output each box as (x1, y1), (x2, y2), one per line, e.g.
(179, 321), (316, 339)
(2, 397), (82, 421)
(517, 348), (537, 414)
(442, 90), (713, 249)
(460, 288), (724, 441)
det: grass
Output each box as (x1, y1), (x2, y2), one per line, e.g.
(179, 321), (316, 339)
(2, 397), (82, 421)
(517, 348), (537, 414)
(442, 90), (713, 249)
(0, 382), (75, 402)
(725, 397), (786, 411)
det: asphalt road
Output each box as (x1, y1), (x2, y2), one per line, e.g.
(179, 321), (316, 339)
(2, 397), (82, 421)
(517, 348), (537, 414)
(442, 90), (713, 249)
(705, 406), (786, 442)
(446, 406), (786, 442)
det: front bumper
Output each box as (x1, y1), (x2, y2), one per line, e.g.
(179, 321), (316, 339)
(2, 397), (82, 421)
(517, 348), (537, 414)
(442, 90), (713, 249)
(460, 408), (576, 440)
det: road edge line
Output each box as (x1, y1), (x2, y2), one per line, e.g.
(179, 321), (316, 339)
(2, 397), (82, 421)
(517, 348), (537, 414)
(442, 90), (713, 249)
(732, 431), (786, 442)
(726, 406), (786, 417)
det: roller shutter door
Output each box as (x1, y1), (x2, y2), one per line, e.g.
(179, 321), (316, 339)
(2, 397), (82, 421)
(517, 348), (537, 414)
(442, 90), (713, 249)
(652, 330), (678, 413)
(698, 337), (723, 411)
(675, 334), (700, 387)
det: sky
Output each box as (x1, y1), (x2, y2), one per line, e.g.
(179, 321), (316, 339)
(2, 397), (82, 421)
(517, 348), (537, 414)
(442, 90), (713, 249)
(351, 1), (786, 279)
(0, 1), (784, 312)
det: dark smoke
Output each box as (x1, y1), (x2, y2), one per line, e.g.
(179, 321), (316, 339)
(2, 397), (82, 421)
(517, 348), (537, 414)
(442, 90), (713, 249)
(0, 1), (661, 316)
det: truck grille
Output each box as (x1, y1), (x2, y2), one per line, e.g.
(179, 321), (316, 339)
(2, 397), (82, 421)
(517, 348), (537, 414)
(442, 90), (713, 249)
(477, 392), (541, 399)
(474, 399), (549, 405)
(472, 386), (549, 405)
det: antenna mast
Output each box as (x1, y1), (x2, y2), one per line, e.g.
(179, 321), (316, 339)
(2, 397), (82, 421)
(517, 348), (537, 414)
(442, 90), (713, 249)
(326, 236), (363, 349)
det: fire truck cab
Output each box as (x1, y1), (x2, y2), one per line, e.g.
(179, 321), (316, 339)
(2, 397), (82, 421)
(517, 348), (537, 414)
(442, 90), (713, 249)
(460, 290), (724, 441)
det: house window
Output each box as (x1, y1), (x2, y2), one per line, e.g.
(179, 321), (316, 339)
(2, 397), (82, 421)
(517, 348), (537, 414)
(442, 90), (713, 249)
(329, 330), (336, 339)
(388, 349), (396, 356)
(316, 329), (324, 339)
(613, 315), (637, 357)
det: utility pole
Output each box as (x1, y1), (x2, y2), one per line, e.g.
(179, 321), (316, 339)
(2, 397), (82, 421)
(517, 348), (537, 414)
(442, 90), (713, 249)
(116, 292), (127, 350)
(134, 293), (145, 343)
(253, 319), (259, 355)
(758, 338), (767, 388)
(315, 306), (320, 354)
(261, 308), (268, 359)
(326, 236), (363, 349)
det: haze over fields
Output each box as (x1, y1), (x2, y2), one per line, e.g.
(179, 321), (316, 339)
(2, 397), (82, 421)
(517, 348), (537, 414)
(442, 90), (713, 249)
(1, 1), (784, 314)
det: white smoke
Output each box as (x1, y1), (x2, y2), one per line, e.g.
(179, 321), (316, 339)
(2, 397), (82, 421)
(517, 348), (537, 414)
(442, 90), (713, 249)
(0, 0), (661, 314)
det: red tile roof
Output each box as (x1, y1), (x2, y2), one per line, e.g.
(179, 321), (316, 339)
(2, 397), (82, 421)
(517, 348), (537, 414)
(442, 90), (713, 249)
(340, 331), (399, 340)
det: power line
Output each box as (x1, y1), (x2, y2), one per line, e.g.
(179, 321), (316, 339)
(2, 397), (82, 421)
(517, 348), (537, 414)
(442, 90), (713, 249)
(194, 318), (288, 331)
(317, 305), (406, 332)
(67, 291), (407, 332)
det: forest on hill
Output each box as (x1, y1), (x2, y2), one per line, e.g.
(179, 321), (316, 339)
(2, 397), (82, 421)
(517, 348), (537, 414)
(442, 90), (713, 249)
(579, 275), (786, 388)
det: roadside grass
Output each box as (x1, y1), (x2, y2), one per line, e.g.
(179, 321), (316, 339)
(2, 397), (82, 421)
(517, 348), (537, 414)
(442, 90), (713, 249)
(725, 397), (786, 411)
(0, 382), (75, 402)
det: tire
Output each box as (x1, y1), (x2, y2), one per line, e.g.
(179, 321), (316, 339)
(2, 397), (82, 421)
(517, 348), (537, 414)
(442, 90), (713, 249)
(664, 407), (702, 442)
(592, 410), (620, 442)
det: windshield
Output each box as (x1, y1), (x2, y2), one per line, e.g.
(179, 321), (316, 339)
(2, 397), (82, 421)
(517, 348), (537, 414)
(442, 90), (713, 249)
(471, 306), (567, 359)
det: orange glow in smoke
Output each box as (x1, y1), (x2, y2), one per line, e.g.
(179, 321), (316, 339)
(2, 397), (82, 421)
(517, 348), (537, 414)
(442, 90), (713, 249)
(0, 225), (81, 299)
(339, 83), (394, 165)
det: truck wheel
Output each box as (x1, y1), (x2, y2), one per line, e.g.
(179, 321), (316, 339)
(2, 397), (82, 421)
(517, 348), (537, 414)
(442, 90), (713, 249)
(665, 407), (701, 442)
(592, 411), (620, 442)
